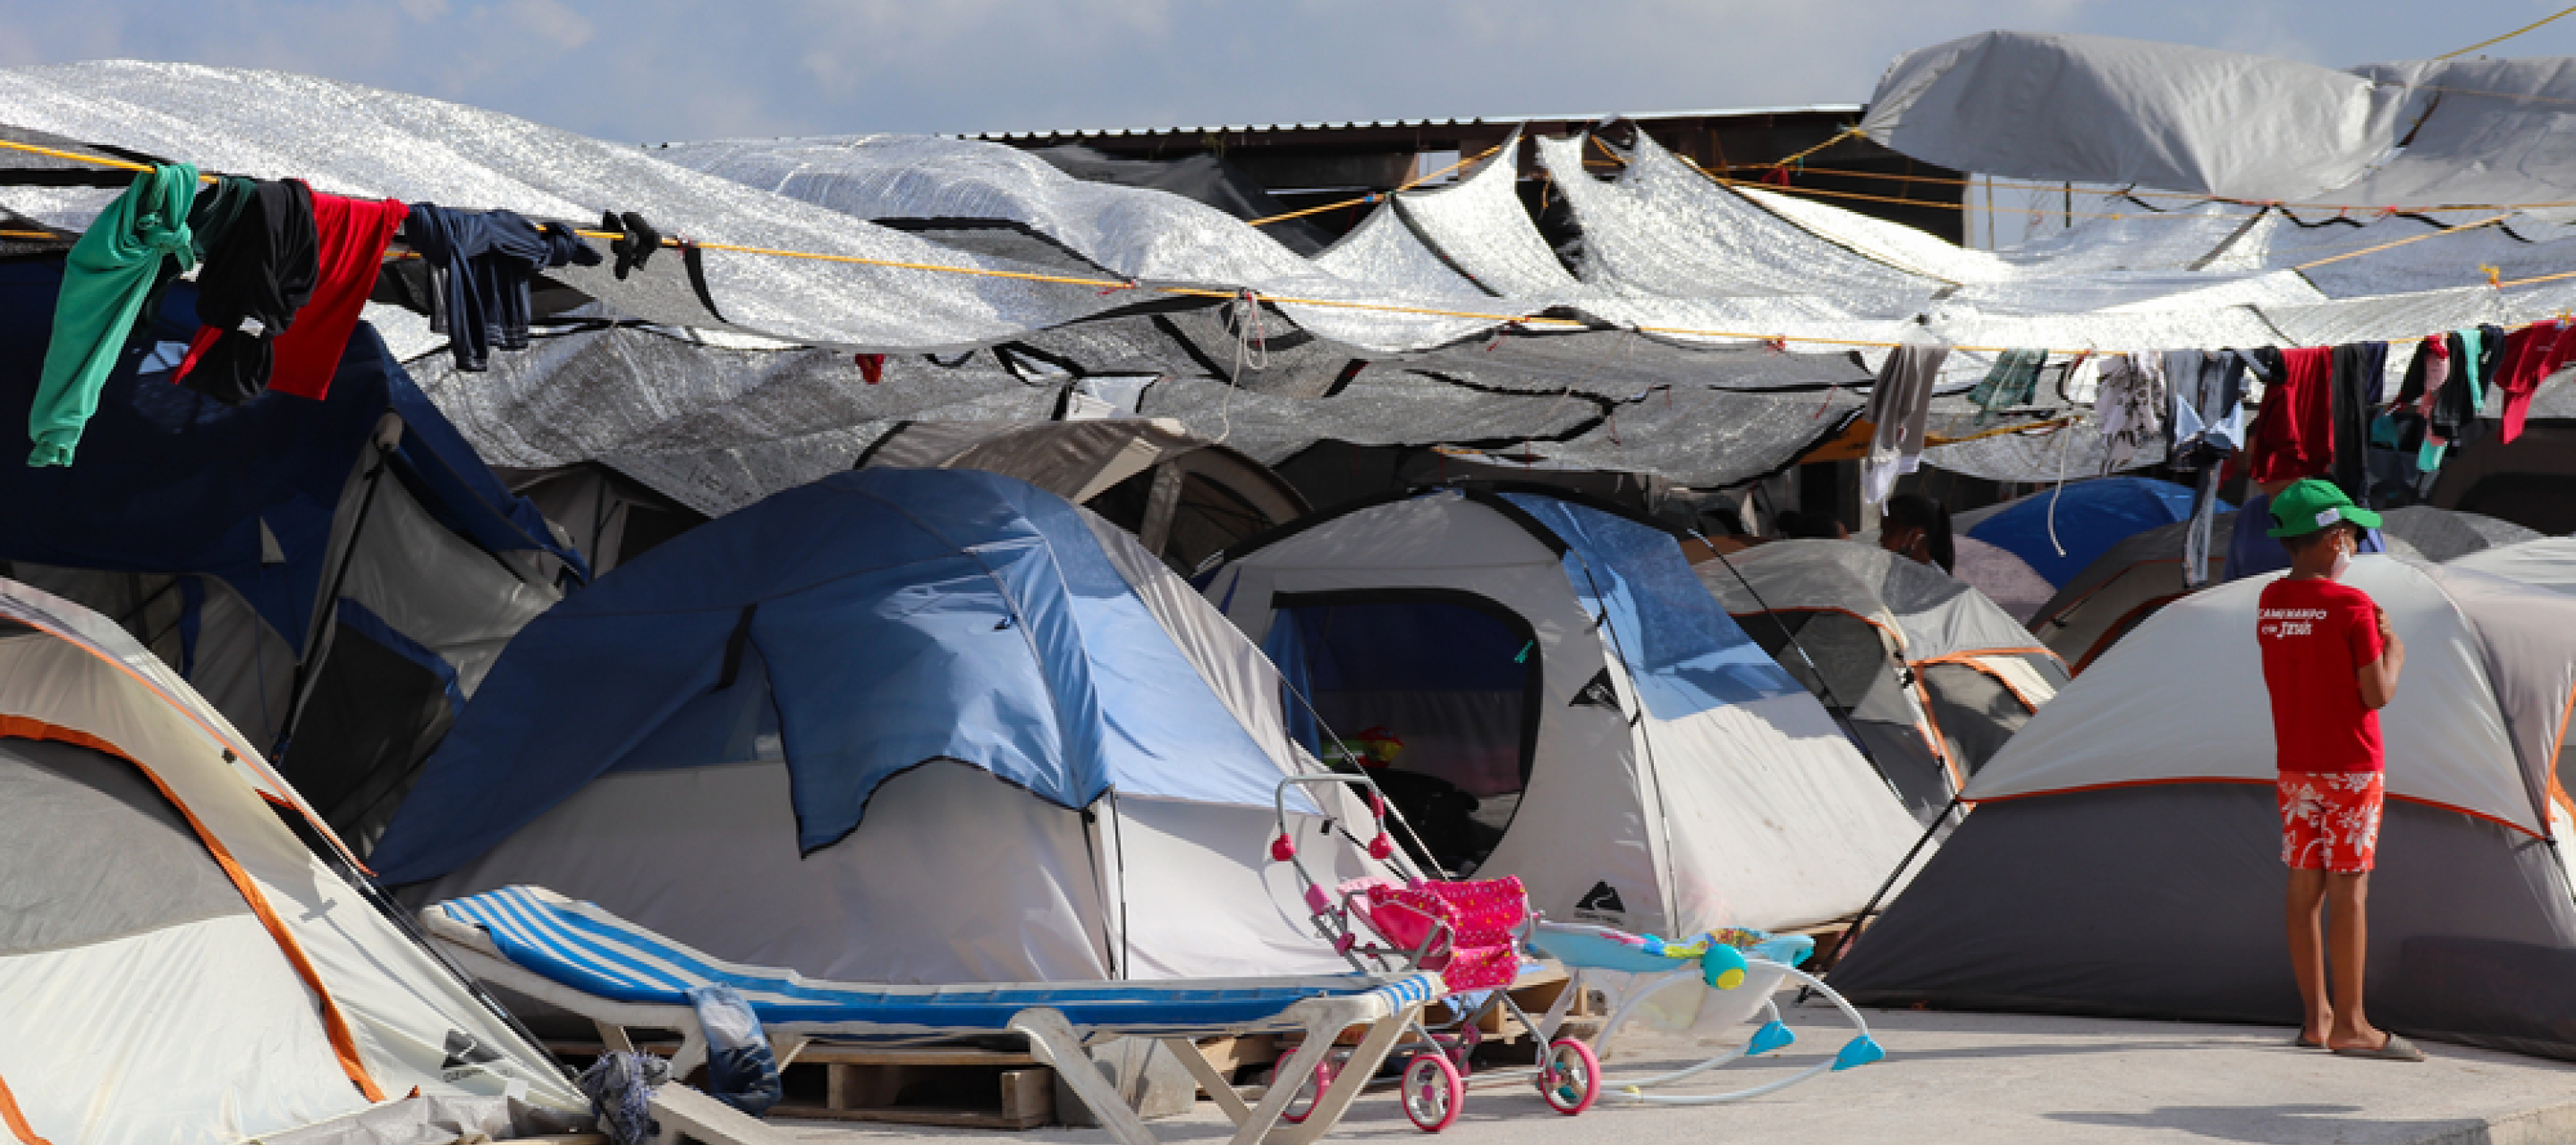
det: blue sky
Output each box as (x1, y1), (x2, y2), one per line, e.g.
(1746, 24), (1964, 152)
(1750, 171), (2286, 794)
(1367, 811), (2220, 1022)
(11, 2), (2576, 144)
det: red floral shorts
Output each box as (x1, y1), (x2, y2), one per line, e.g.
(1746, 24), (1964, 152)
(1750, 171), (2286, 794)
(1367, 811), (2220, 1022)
(2277, 771), (2383, 874)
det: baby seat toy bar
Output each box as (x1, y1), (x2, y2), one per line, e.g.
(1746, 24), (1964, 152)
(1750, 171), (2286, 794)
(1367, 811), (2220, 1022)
(1521, 922), (1884, 1105)
(1268, 773), (1881, 1122)
(423, 886), (1444, 1145)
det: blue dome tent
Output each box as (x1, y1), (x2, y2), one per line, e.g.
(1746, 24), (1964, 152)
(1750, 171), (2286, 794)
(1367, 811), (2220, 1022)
(374, 469), (1359, 983)
(1957, 477), (2220, 588)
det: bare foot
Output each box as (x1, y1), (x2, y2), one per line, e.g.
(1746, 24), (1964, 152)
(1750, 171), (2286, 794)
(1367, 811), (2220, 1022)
(2299, 1008), (2334, 1047)
(2326, 1021), (2389, 1054)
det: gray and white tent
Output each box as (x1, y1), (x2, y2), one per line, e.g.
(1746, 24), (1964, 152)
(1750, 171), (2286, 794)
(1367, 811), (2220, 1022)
(1696, 540), (2067, 822)
(1201, 487), (1927, 935)
(855, 418), (1309, 572)
(2451, 536), (2576, 592)
(0, 579), (578, 1142)
(2033, 505), (2536, 672)
(1832, 556), (2576, 1060)
(2026, 513), (2236, 672)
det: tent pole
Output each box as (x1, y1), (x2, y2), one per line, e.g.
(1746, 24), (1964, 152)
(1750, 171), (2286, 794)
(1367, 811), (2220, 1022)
(1798, 793), (1957, 1002)
(272, 437), (395, 766)
(1689, 529), (1913, 805)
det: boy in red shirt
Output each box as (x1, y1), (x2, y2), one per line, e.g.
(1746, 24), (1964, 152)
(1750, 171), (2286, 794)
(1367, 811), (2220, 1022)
(2256, 479), (2419, 1061)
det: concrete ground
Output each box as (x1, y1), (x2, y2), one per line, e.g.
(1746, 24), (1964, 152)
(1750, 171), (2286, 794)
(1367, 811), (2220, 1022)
(767, 995), (2576, 1145)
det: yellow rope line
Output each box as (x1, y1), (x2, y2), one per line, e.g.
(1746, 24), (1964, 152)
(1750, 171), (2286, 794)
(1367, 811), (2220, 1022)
(1241, 196), (1379, 228)
(1762, 126), (1862, 171)
(2292, 212), (2517, 269)
(1242, 143), (1502, 227)
(2438, 4), (2576, 60)
(1, 139), (152, 174)
(1928, 416), (2078, 445)
(2500, 267), (2576, 289)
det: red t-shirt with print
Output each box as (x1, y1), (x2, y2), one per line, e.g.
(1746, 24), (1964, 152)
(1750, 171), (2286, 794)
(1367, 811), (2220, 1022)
(2257, 576), (2386, 773)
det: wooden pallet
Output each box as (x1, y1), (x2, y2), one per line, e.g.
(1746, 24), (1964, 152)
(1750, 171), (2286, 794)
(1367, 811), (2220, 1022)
(775, 1044), (1055, 1129)
(545, 1039), (1057, 1129)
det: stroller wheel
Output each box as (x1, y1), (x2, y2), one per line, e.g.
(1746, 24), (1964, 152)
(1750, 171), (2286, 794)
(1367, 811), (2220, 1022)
(1273, 1059), (1336, 1124)
(1402, 1053), (1464, 1132)
(1538, 1038), (1600, 1115)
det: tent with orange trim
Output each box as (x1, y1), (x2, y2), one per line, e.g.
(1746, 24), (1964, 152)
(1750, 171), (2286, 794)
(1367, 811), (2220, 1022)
(1695, 539), (2068, 825)
(2034, 505), (2535, 673)
(1831, 556), (2576, 1060)
(0, 578), (580, 1143)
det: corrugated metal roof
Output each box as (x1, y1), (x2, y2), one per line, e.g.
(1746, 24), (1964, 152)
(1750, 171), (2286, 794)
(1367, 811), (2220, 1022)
(958, 105), (1863, 142)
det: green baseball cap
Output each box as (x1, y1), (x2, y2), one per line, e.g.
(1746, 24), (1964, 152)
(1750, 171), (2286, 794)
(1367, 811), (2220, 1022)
(2266, 478), (2383, 539)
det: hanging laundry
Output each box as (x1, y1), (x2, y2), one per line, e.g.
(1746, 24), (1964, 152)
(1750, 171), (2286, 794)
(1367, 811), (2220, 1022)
(2095, 352), (2166, 473)
(2368, 338), (2442, 505)
(185, 175), (258, 261)
(2423, 329), (2483, 472)
(2162, 349), (2250, 465)
(2183, 467), (2224, 589)
(1860, 338), (1949, 507)
(2056, 353), (2101, 406)
(29, 162), (199, 467)
(601, 209), (663, 280)
(2242, 345), (2334, 485)
(174, 178), (318, 405)
(267, 190), (407, 401)
(2488, 318), (2575, 445)
(1966, 348), (2046, 421)
(403, 203), (601, 371)
(2326, 341), (2386, 502)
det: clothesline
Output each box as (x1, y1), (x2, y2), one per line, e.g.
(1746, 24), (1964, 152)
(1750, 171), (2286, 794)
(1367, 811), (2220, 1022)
(1, 136), (2571, 363)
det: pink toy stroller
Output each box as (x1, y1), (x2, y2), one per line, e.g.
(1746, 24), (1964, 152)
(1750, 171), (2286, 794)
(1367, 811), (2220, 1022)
(1267, 774), (1602, 1131)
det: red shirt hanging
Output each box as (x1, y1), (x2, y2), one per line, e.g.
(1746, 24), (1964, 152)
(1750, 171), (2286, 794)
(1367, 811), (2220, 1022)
(2244, 346), (2335, 485)
(267, 190), (407, 401)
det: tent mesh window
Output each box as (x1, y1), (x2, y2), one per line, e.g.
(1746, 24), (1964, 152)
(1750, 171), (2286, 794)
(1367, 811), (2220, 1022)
(1270, 589), (1539, 877)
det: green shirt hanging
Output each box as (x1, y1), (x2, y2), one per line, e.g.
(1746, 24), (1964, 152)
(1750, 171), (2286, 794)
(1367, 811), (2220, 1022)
(29, 163), (199, 467)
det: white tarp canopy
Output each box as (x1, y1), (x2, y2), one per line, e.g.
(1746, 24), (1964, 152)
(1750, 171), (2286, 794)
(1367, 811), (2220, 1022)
(8, 55), (2576, 505)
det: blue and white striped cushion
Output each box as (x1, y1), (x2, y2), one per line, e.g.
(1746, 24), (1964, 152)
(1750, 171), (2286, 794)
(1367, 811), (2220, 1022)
(438, 886), (1436, 1031)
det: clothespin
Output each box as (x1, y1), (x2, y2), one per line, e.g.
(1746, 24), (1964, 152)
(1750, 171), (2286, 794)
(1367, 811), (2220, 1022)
(1097, 280), (1139, 296)
(2482, 263), (2503, 288)
(1763, 336), (1788, 354)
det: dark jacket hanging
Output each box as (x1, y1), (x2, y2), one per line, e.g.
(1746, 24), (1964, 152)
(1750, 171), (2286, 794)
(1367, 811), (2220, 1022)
(175, 178), (319, 405)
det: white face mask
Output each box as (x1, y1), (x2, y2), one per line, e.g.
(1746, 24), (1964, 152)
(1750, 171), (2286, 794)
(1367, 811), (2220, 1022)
(2328, 535), (2353, 580)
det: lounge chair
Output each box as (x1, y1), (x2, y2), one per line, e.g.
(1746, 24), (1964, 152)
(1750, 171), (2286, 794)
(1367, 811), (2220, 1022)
(422, 886), (1445, 1145)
